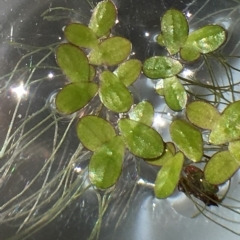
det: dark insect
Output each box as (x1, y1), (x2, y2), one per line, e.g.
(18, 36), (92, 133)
(178, 165), (220, 206)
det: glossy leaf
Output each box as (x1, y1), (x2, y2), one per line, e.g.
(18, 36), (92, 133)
(170, 119), (203, 162)
(209, 100), (240, 145)
(89, 0), (117, 38)
(164, 76), (187, 111)
(56, 43), (89, 82)
(114, 59), (142, 86)
(129, 100), (154, 126)
(154, 152), (184, 198)
(89, 136), (124, 189)
(77, 116), (116, 151)
(89, 37), (132, 66)
(204, 150), (239, 185)
(143, 56), (183, 79)
(64, 23), (98, 48)
(155, 79), (165, 96)
(56, 82), (97, 114)
(99, 71), (133, 113)
(229, 141), (240, 164)
(186, 101), (220, 130)
(161, 9), (188, 55)
(146, 142), (176, 166)
(180, 25), (227, 61)
(118, 118), (164, 158)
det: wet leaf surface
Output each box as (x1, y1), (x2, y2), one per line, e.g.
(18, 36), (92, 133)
(209, 100), (240, 144)
(64, 23), (98, 48)
(77, 115), (116, 151)
(114, 59), (142, 86)
(204, 150), (239, 185)
(118, 118), (164, 159)
(161, 9), (188, 55)
(89, 36), (131, 66)
(99, 71), (133, 113)
(186, 101), (220, 130)
(89, 136), (124, 189)
(170, 119), (203, 162)
(56, 82), (98, 114)
(154, 152), (184, 198)
(164, 76), (187, 111)
(129, 100), (154, 126)
(56, 43), (90, 82)
(88, 0), (117, 38)
(143, 56), (183, 79)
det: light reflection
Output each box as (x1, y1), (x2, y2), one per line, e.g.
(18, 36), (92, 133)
(74, 166), (82, 173)
(144, 32), (150, 37)
(186, 11), (192, 18)
(11, 83), (28, 99)
(181, 68), (194, 78)
(153, 114), (166, 127)
(48, 72), (54, 79)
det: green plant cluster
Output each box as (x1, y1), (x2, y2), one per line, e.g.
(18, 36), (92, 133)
(54, 0), (238, 204)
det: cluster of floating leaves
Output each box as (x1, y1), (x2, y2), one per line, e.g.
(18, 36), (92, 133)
(2, 0), (240, 239)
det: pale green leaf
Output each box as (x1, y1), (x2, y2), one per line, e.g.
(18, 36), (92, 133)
(118, 118), (164, 158)
(56, 82), (97, 114)
(156, 34), (165, 47)
(89, 136), (124, 189)
(99, 71), (133, 113)
(204, 150), (239, 185)
(229, 141), (240, 164)
(56, 43), (90, 82)
(154, 152), (184, 198)
(77, 115), (116, 151)
(161, 9), (188, 55)
(170, 119), (203, 162)
(143, 56), (183, 79)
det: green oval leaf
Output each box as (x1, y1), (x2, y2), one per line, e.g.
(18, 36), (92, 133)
(164, 76), (187, 111)
(77, 116), (116, 151)
(114, 59), (142, 86)
(89, 37), (132, 66)
(64, 23), (98, 48)
(56, 82), (98, 114)
(186, 101), (220, 130)
(170, 119), (203, 162)
(118, 118), (164, 158)
(161, 9), (188, 55)
(154, 152), (184, 198)
(146, 142), (176, 166)
(229, 141), (240, 164)
(56, 43), (90, 82)
(156, 34), (165, 47)
(143, 56), (183, 79)
(180, 25), (227, 61)
(129, 100), (154, 126)
(204, 150), (239, 185)
(89, 0), (117, 38)
(89, 136), (124, 189)
(209, 100), (240, 145)
(99, 71), (133, 113)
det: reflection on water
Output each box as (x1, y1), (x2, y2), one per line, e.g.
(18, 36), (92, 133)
(1, 0), (240, 239)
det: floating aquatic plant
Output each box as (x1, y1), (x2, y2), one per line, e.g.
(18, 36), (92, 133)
(2, 0), (240, 239)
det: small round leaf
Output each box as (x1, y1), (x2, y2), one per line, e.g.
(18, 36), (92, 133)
(77, 116), (116, 151)
(164, 76), (187, 111)
(209, 100), (240, 145)
(161, 9), (189, 55)
(56, 43), (89, 82)
(64, 23), (98, 48)
(89, 37), (132, 66)
(89, 0), (117, 38)
(154, 152), (184, 198)
(56, 82), (98, 114)
(146, 142), (176, 166)
(170, 119), (203, 162)
(129, 100), (154, 126)
(114, 59), (142, 86)
(186, 101), (220, 130)
(99, 71), (133, 113)
(89, 136), (124, 189)
(204, 150), (239, 185)
(118, 118), (164, 159)
(143, 56), (183, 79)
